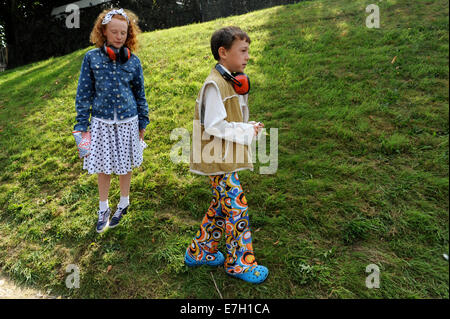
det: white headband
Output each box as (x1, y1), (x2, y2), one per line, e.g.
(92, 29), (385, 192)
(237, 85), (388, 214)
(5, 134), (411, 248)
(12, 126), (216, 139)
(102, 8), (130, 25)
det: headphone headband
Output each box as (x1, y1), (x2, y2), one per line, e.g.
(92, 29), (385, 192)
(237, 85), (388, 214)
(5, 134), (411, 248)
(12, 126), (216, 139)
(215, 64), (241, 86)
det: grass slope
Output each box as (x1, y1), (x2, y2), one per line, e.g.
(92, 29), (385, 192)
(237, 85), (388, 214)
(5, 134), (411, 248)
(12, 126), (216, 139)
(0, 0), (448, 298)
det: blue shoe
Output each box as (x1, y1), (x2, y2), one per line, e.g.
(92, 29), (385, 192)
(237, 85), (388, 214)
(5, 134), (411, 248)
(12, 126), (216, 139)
(109, 205), (128, 228)
(96, 208), (111, 233)
(184, 249), (225, 267)
(227, 265), (269, 284)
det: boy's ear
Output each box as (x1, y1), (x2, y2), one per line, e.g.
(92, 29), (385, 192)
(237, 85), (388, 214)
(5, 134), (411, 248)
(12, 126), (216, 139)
(218, 46), (227, 60)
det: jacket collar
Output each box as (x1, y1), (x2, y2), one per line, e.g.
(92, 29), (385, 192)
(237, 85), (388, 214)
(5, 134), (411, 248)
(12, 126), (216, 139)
(97, 48), (111, 64)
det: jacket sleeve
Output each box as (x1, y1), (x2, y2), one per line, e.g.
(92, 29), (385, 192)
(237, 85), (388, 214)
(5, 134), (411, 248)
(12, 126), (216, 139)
(131, 58), (150, 130)
(74, 54), (94, 132)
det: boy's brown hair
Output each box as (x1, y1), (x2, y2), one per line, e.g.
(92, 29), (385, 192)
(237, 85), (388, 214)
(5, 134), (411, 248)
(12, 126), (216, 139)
(210, 26), (251, 61)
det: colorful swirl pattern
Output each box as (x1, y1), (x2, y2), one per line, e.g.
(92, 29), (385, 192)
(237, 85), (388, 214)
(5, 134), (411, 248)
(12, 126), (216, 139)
(187, 172), (258, 274)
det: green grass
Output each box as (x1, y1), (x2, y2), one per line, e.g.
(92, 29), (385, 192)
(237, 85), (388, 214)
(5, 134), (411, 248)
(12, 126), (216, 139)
(0, 0), (448, 298)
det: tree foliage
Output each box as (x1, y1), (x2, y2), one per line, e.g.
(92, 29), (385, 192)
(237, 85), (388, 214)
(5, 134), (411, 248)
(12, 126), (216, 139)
(0, 0), (302, 68)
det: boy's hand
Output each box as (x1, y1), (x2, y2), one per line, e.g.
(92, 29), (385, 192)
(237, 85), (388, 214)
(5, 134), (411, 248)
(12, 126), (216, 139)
(253, 122), (264, 136)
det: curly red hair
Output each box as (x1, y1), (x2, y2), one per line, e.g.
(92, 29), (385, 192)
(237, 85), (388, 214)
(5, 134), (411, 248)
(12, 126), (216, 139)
(89, 8), (141, 52)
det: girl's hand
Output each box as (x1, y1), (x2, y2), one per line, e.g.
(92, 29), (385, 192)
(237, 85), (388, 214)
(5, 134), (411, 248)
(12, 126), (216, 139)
(253, 122), (264, 136)
(139, 129), (145, 141)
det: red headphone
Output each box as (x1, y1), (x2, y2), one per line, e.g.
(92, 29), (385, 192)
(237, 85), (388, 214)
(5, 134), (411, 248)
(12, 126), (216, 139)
(215, 64), (250, 95)
(101, 43), (131, 64)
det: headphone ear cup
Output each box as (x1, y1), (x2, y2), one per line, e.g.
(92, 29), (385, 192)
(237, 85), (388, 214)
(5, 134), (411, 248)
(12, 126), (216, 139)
(104, 45), (117, 61)
(119, 46), (131, 63)
(232, 73), (250, 95)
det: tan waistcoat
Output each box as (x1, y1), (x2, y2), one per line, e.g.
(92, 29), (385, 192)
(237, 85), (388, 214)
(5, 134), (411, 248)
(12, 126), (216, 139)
(190, 68), (253, 175)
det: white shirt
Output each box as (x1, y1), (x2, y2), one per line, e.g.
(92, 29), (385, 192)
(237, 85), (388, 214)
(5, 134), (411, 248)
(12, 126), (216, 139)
(202, 64), (256, 146)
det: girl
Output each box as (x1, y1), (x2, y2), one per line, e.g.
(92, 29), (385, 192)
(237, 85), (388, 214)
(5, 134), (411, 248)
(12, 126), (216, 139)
(74, 8), (149, 233)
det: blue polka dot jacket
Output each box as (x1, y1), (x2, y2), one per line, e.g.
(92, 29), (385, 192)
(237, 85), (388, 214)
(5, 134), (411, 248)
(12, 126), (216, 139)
(74, 48), (150, 132)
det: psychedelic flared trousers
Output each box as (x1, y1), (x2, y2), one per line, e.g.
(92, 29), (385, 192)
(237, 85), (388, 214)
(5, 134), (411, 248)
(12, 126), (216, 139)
(187, 172), (258, 274)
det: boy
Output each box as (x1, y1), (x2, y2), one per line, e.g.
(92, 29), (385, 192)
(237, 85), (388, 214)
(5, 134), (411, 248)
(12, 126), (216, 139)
(185, 26), (268, 284)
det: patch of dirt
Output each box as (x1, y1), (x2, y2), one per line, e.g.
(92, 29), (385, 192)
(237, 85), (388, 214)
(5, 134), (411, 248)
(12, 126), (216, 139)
(0, 273), (57, 299)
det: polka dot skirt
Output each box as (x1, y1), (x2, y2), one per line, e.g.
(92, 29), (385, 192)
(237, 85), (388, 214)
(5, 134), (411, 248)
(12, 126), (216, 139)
(83, 117), (143, 175)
